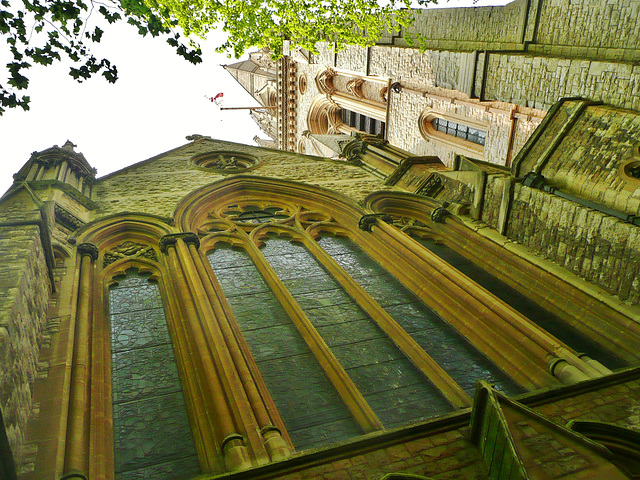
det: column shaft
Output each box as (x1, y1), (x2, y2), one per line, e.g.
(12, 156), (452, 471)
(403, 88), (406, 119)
(62, 244), (97, 480)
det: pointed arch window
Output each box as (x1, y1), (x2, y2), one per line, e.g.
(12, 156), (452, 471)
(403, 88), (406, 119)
(199, 199), (526, 452)
(364, 191), (633, 375)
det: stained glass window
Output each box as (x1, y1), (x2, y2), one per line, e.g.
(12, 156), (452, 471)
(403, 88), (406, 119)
(260, 238), (453, 427)
(109, 270), (200, 479)
(317, 236), (523, 396)
(414, 237), (626, 370)
(208, 245), (362, 450)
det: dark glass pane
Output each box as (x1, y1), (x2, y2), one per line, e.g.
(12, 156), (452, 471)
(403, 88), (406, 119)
(261, 238), (453, 428)
(208, 247), (362, 451)
(434, 119), (448, 133)
(237, 208), (287, 224)
(109, 272), (199, 479)
(415, 238), (627, 370)
(372, 120), (383, 136)
(317, 236), (524, 397)
(363, 115), (372, 134)
(431, 118), (487, 146)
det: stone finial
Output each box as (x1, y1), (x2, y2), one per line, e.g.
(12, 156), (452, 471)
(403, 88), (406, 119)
(62, 140), (77, 151)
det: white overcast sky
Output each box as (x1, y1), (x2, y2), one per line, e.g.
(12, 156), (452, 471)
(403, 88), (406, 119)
(0, 0), (507, 196)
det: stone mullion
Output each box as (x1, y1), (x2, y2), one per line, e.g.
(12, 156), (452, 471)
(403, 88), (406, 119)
(189, 243), (292, 462)
(301, 233), (472, 409)
(243, 240), (384, 434)
(435, 218), (640, 363)
(158, 276), (222, 474)
(160, 237), (251, 472)
(174, 236), (269, 467)
(363, 224), (564, 379)
(62, 243), (98, 480)
(365, 222), (601, 384)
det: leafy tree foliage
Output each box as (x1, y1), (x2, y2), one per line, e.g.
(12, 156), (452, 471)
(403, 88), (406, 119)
(1, 0), (427, 114)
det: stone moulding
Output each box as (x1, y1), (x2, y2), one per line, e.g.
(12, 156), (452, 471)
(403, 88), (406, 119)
(54, 204), (84, 231)
(102, 241), (158, 268)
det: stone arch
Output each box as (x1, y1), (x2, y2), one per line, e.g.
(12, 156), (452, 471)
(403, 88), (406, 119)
(306, 95), (346, 135)
(72, 213), (175, 255)
(174, 175), (366, 235)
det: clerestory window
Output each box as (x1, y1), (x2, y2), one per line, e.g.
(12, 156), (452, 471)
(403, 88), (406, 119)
(431, 118), (486, 146)
(418, 110), (488, 159)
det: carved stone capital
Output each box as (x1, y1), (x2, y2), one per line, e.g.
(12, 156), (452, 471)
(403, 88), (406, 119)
(60, 473), (89, 480)
(431, 207), (451, 224)
(181, 233), (201, 248)
(159, 235), (179, 253)
(358, 214), (393, 232)
(77, 243), (98, 261)
(159, 233), (200, 253)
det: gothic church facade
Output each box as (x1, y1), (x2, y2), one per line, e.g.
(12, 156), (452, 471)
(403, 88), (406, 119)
(1, 0), (640, 479)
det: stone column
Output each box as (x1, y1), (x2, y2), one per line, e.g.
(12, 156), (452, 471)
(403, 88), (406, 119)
(62, 243), (98, 480)
(549, 358), (590, 384)
(160, 234), (252, 472)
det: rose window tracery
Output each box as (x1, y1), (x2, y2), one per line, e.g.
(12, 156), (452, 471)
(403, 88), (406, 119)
(192, 152), (260, 173)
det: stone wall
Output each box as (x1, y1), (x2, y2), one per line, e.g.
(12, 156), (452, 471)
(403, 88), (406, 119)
(386, 89), (538, 168)
(532, 0), (640, 62)
(507, 184), (640, 304)
(484, 54), (640, 111)
(367, 46), (463, 92)
(0, 195), (50, 464)
(399, 1), (526, 50)
(93, 140), (387, 218)
(539, 105), (640, 217)
(335, 45), (367, 73)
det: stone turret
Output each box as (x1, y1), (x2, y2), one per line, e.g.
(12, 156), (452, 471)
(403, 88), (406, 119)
(13, 141), (97, 198)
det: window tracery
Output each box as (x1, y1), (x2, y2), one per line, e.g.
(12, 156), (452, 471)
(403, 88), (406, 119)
(191, 152), (260, 173)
